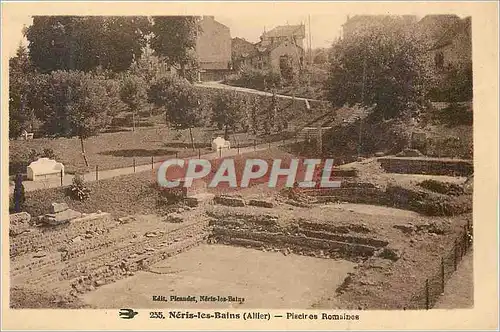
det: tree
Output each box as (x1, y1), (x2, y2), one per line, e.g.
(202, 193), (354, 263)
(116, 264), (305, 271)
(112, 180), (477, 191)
(36, 70), (123, 166)
(326, 18), (431, 119)
(148, 75), (203, 149)
(211, 91), (244, 140)
(119, 73), (148, 131)
(25, 16), (150, 73)
(313, 48), (328, 65)
(9, 45), (35, 138)
(150, 16), (200, 79)
(248, 96), (259, 134)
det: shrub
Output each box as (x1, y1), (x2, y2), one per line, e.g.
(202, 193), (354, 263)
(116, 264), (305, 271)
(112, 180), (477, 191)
(69, 174), (91, 201)
(225, 66), (282, 91)
(433, 102), (473, 127)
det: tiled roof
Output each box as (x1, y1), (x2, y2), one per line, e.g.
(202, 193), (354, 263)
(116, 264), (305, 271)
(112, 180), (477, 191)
(231, 37), (257, 58)
(262, 24), (305, 38)
(431, 16), (471, 50)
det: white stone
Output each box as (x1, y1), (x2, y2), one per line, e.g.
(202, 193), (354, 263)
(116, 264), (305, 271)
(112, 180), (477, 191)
(27, 158), (64, 181)
(211, 136), (231, 151)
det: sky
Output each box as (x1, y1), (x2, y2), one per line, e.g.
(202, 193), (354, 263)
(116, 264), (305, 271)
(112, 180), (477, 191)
(6, 11), (468, 58)
(6, 14), (342, 58)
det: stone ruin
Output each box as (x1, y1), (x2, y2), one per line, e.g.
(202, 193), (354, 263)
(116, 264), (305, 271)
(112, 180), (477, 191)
(38, 203), (82, 226)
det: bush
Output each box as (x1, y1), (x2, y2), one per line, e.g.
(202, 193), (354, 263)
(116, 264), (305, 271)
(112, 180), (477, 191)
(9, 148), (59, 175)
(433, 102), (473, 127)
(428, 63), (472, 102)
(69, 174), (91, 201)
(225, 66), (282, 91)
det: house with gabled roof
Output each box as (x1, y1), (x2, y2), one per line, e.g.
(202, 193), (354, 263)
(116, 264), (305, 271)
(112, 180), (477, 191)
(231, 23), (305, 77)
(195, 16), (232, 81)
(428, 16), (471, 72)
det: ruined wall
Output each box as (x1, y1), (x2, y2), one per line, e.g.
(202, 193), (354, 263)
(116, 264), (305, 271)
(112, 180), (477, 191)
(377, 157), (473, 176)
(208, 212), (390, 262)
(10, 212), (210, 297)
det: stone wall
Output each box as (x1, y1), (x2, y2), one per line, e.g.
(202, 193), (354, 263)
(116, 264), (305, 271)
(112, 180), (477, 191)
(377, 157), (473, 176)
(208, 212), (390, 262)
(10, 212), (210, 297)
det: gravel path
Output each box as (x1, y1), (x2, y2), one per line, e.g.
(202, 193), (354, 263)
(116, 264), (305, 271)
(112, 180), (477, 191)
(11, 140), (290, 193)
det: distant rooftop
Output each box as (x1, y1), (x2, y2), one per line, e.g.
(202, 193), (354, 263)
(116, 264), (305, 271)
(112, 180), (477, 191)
(262, 24), (306, 39)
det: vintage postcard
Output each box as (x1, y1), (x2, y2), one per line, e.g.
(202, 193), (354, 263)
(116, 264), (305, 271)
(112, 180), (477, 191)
(1, 1), (498, 330)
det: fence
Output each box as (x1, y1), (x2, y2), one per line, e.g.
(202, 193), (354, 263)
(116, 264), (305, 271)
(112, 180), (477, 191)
(407, 220), (473, 310)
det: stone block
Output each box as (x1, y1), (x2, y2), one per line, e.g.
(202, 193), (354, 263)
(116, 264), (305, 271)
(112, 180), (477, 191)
(214, 195), (245, 207)
(10, 212), (31, 225)
(248, 199), (274, 208)
(51, 202), (69, 214)
(166, 212), (184, 223)
(377, 246), (402, 261)
(42, 209), (82, 226)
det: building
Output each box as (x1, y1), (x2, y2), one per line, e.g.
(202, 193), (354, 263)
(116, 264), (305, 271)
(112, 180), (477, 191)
(416, 14), (462, 45)
(231, 24), (306, 76)
(428, 16), (472, 72)
(341, 15), (417, 39)
(195, 16), (232, 81)
(231, 37), (257, 71)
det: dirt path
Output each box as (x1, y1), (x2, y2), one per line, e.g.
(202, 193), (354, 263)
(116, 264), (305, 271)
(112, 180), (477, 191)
(196, 81), (325, 102)
(434, 251), (474, 309)
(11, 140), (289, 193)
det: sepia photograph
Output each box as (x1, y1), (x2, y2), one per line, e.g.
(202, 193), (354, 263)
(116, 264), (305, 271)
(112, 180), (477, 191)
(1, 1), (498, 330)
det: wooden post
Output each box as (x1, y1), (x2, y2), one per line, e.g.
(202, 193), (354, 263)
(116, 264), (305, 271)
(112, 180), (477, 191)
(95, 165), (98, 181)
(425, 279), (430, 310)
(219, 147), (222, 158)
(268, 140), (271, 149)
(60, 169), (63, 186)
(151, 156), (154, 169)
(253, 139), (256, 150)
(133, 158), (136, 173)
(237, 143), (240, 154)
(441, 258), (445, 294)
(198, 148), (201, 159)
(175, 152), (178, 159)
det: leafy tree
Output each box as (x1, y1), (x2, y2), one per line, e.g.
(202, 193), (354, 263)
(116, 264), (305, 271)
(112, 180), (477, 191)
(211, 91), (244, 140)
(150, 16), (200, 79)
(313, 48), (329, 65)
(247, 96), (259, 134)
(119, 73), (148, 131)
(326, 18), (431, 119)
(25, 16), (150, 73)
(148, 75), (203, 149)
(129, 53), (169, 85)
(9, 45), (35, 138)
(36, 70), (123, 166)
(428, 62), (473, 102)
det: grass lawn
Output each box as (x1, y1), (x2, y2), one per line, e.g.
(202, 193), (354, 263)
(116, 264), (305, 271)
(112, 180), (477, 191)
(10, 126), (265, 175)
